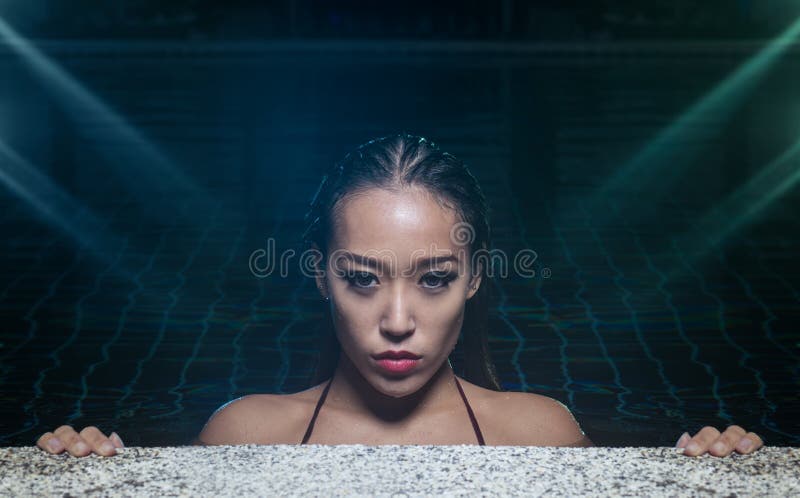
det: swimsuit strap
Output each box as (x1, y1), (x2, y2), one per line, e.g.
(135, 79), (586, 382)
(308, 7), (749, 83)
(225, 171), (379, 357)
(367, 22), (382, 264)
(301, 372), (485, 446)
(454, 376), (486, 445)
(300, 371), (335, 445)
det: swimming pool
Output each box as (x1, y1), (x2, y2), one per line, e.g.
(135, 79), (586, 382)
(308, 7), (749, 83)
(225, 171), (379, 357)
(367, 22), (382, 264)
(1, 40), (798, 448)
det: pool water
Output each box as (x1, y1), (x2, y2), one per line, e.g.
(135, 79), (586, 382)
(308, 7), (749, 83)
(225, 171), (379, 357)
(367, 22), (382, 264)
(0, 40), (798, 447)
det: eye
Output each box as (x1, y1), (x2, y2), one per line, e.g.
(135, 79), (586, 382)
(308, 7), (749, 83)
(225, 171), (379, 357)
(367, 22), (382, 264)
(344, 270), (378, 289)
(420, 271), (457, 290)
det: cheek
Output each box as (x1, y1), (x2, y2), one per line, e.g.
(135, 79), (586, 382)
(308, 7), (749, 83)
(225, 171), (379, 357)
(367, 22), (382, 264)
(417, 294), (467, 348)
(429, 296), (464, 326)
(330, 294), (380, 343)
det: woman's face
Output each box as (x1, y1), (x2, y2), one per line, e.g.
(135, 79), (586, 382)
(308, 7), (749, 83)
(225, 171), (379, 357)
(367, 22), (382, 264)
(317, 186), (481, 398)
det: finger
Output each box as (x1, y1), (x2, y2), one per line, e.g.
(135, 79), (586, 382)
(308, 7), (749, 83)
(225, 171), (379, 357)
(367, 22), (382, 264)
(53, 426), (91, 457)
(735, 431), (764, 454)
(682, 426), (721, 456)
(110, 432), (125, 449)
(79, 426), (117, 457)
(674, 432), (691, 448)
(36, 432), (65, 454)
(708, 425), (746, 457)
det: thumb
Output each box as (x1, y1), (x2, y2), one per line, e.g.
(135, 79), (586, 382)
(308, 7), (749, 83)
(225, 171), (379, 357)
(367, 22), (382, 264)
(675, 432), (690, 448)
(110, 432), (125, 448)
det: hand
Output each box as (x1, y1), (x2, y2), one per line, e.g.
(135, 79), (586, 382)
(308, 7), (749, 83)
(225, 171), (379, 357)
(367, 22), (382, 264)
(675, 425), (764, 457)
(36, 425), (125, 457)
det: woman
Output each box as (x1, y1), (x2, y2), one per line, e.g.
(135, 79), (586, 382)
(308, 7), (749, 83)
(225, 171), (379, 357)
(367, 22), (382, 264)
(36, 134), (764, 457)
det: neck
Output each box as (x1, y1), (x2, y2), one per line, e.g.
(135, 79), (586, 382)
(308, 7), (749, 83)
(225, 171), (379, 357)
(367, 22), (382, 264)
(328, 351), (460, 425)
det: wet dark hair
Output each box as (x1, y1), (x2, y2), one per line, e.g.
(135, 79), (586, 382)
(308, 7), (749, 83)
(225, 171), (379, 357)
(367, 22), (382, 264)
(302, 133), (503, 391)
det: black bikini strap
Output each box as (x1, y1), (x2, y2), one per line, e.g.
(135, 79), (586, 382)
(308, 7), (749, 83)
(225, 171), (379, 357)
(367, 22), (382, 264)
(454, 376), (486, 445)
(300, 371), (335, 444)
(302, 373), (485, 446)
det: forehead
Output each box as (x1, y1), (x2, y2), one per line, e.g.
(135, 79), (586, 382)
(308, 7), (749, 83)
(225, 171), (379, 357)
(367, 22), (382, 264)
(330, 186), (462, 255)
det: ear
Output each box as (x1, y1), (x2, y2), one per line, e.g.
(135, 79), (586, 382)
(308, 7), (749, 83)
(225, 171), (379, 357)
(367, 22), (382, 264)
(311, 243), (329, 300)
(466, 261), (482, 300)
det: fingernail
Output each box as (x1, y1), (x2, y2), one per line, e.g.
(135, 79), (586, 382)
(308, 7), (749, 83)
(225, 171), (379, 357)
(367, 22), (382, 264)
(675, 432), (689, 448)
(737, 439), (753, 451)
(100, 441), (116, 454)
(111, 432), (125, 448)
(47, 439), (63, 452)
(685, 442), (700, 454)
(74, 441), (89, 453)
(712, 441), (726, 453)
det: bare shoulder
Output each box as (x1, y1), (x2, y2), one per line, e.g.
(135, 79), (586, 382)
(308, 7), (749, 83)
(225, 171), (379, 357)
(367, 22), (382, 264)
(481, 389), (593, 447)
(196, 393), (305, 445)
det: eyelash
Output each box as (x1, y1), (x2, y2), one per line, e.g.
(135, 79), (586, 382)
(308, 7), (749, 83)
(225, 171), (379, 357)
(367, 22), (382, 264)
(343, 270), (457, 290)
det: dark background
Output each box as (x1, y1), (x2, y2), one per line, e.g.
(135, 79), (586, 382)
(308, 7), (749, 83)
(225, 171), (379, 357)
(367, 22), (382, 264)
(1, 1), (799, 448)
(1, 0), (795, 41)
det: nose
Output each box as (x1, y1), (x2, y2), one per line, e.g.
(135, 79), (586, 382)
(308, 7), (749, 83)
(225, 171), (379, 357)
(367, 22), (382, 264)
(379, 286), (415, 337)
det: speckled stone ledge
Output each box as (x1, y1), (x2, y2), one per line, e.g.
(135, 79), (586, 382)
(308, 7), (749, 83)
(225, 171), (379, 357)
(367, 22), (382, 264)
(1, 446), (797, 497)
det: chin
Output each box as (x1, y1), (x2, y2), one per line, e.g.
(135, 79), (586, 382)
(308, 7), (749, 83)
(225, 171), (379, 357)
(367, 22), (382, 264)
(378, 368), (443, 399)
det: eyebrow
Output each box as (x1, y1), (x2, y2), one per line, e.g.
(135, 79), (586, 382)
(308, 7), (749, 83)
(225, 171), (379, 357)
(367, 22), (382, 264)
(342, 251), (459, 271)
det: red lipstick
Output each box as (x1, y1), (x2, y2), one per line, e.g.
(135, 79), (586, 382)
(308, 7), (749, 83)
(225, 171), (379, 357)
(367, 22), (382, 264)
(373, 350), (421, 360)
(372, 350), (421, 374)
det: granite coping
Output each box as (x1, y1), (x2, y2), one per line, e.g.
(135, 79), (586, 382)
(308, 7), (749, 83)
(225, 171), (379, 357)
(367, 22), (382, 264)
(1, 445), (797, 497)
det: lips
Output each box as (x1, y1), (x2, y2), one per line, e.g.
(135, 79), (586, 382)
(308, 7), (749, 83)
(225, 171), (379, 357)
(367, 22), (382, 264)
(375, 357), (419, 374)
(373, 350), (422, 360)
